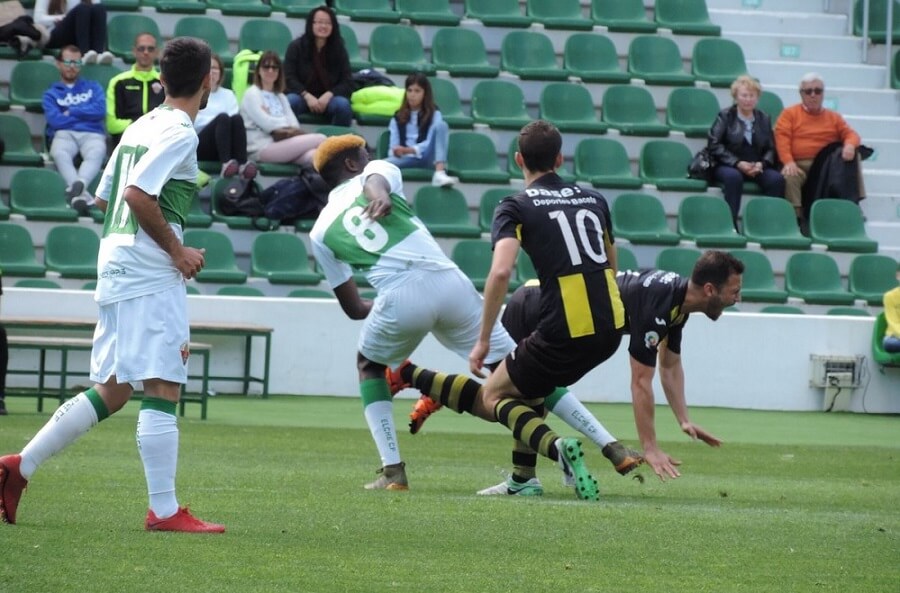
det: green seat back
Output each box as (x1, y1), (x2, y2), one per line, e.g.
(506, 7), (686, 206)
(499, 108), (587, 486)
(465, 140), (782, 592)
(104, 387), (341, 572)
(729, 249), (788, 303)
(539, 82), (607, 133)
(251, 233), (323, 285)
(757, 91), (784, 122)
(0, 114), (42, 166)
(742, 198), (811, 249)
(574, 138), (642, 189)
(464, 0), (533, 27)
(396, 0), (460, 25)
(809, 199), (878, 253)
(827, 306), (872, 317)
(500, 30), (568, 80)
(174, 17), (233, 64)
(591, 0), (657, 32)
(677, 195), (748, 247)
(479, 188), (511, 232)
(470, 80), (531, 129)
(368, 24), (433, 73)
(852, 0), (900, 42)
(451, 239), (494, 290)
(10, 169), (79, 221)
(526, 0), (592, 30)
(611, 193), (680, 245)
(601, 85), (669, 136)
(848, 254), (899, 305)
(431, 28), (498, 78)
(217, 285), (266, 297)
(0, 222), (45, 277)
(655, 247), (703, 278)
(640, 140), (708, 191)
(692, 38), (748, 87)
(873, 312), (900, 365)
(760, 305), (805, 315)
(627, 35), (694, 85)
(334, 0), (401, 22)
(784, 252), (855, 305)
(270, 0), (321, 17)
(44, 226), (100, 279)
(616, 246), (640, 272)
(206, 0), (272, 16)
(654, 0), (721, 35)
(10, 61), (59, 112)
(239, 19), (292, 56)
(80, 63), (125, 91)
(183, 229), (248, 283)
(413, 187), (481, 238)
(288, 288), (335, 298)
(339, 24), (370, 71)
(430, 77), (473, 128)
(15, 278), (60, 288)
(447, 132), (510, 183)
(563, 33), (630, 83)
(666, 87), (721, 137)
(107, 15), (162, 61)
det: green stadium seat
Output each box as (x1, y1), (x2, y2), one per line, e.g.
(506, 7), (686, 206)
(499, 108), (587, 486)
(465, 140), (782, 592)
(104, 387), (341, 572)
(470, 80), (532, 130)
(174, 17), (233, 66)
(759, 305), (805, 315)
(44, 226), (99, 279)
(848, 254), (899, 305)
(447, 132), (510, 184)
(251, 233), (323, 285)
(601, 85), (670, 137)
(0, 114), (43, 166)
(611, 193), (681, 246)
(655, 0), (722, 36)
(563, 33), (630, 84)
(183, 230), (248, 284)
(591, 0), (657, 32)
(217, 285), (266, 297)
(413, 186), (482, 238)
(210, 178), (279, 230)
(15, 279), (61, 288)
(368, 24), (434, 74)
(506, 138), (576, 183)
(185, 194), (213, 228)
(574, 138), (643, 190)
(514, 251), (536, 286)
(827, 306), (872, 317)
(340, 24), (371, 71)
(103, 0), (140, 10)
(107, 15), (162, 62)
(451, 239), (494, 291)
(288, 288), (335, 298)
(729, 249), (788, 303)
(784, 252), (856, 305)
(396, 0), (460, 25)
(143, 0), (206, 14)
(655, 247), (702, 277)
(809, 199), (878, 253)
(430, 78), (474, 129)
(692, 38), (749, 87)
(500, 31), (569, 81)
(539, 83), (608, 134)
(639, 140), (708, 191)
(80, 63), (125, 90)
(431, 28), (499, 78)
(0, 222), (46, 277)
(616, 246), (640, 272)
(0, 196), (8, 220)
(667, 87), (720, 138)
(334, 0), (401, 22)
(757, 91), (784, 122)
(677, 195), (748, 247)
(464, 0), (533, 27)
(479, 188), (511, 232)
(10, 61), (59, 113)
(627, 36), (695, 86)
(239, 19), (292, 56)
(206, 0), (272, 16)
(10, 169), (79, 222)
(526, 0), (592, 31)
(852, 0), (900, 43)
(873, 312), (900, 367)
(742, 198), (811, 249)
(270, 0), (323, 17)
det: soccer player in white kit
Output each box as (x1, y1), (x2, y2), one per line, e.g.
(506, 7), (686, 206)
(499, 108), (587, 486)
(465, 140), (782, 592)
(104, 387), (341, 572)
(310, 135), (598, 493)
(0, 37), (225, 533)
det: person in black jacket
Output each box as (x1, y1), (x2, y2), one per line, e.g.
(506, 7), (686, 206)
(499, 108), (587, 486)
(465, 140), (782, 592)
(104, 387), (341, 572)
(283, 5), (354, 127)
(707, 75), (785, 229)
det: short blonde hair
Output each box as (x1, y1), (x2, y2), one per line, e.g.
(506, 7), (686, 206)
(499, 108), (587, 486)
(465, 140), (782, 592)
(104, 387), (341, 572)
(730, 75), (762, 99)
(313, 134), (367, 174)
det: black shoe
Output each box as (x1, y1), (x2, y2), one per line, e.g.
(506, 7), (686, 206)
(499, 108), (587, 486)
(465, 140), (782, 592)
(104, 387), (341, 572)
(0, 401), (7, 416)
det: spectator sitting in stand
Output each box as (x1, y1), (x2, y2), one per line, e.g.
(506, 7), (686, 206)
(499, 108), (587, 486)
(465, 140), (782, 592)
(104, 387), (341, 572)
(707, 75), (785, 231)
(283, 5), (354, 127)
(106, 32), (164, 149)
(33, 0), (113, 64)
(43, 44), (107, 214)
(884, 285), (900, 354)
(387, 73), (458, 188)
(240, 50), (326, 168)
(195, 53), (255, 180)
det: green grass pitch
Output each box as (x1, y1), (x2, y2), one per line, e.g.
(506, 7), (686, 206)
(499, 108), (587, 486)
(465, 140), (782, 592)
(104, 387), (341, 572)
(0, 395), (897, 593)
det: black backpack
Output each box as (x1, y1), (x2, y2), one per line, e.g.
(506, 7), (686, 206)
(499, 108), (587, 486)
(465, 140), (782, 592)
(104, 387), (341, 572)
(258, 165), (329, 224)
(218, 177), (265, 217)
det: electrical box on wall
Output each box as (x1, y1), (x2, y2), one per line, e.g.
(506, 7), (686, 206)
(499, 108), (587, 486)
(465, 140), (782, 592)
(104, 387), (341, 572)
(809, 355), (863, 388)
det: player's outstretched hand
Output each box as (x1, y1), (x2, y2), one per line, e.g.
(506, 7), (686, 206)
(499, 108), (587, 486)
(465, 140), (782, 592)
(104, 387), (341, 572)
(644, 448), (681, 481)
(468, 339), (489, 378)
(681, 421), (723, 447)
(175, 246), (205, 280)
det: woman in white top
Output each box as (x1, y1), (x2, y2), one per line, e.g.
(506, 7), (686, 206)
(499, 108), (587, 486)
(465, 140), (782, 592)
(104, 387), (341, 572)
(33, 0), (113, 64)
(195, 53), (253, 178)
(240, 51), (325, 167)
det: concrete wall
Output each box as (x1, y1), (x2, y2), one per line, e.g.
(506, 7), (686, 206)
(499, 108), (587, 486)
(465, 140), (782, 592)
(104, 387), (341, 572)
(2, 288), (898, 414)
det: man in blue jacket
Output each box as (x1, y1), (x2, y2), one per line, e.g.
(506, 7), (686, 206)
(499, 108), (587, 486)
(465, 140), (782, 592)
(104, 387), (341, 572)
(42, 44), (107, 214)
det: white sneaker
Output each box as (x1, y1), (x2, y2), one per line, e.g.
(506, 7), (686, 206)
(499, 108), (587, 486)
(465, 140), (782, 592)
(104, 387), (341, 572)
(82, 50), (98, 64)
(431, 170), (458, 187)
(98, 51), (115, 65)
(476, 477), (543, 496)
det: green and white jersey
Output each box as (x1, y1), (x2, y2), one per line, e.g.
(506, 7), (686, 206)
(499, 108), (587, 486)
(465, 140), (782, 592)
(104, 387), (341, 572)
(310, 160), (457, 292)
(94, 105), (200, 305)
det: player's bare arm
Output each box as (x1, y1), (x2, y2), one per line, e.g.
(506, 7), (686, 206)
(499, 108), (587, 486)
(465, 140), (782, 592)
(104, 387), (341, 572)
(630, 354), (682, 481)
(333, 280), (373, 320)
(361, 173), (392, 220)
(658, 346), (722, 447)
(123, 186), (205, 279)
(470, 237), (518, 377)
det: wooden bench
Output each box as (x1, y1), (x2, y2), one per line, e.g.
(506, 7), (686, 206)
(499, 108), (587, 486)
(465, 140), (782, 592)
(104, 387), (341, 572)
(6, 336), (213, 420)
(3, 316), (273, 397)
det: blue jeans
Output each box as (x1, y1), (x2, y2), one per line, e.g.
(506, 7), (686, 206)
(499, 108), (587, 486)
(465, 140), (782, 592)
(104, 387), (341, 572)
(884, 335), (900, 353)
(287, 93), (353, 127)
(386, 120), (449, 168)
(713, 165), (785, 228)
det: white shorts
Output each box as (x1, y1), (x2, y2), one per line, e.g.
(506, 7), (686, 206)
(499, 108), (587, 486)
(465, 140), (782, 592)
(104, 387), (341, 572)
(91, 284), (190, 385)
(359, 267), (516, 369)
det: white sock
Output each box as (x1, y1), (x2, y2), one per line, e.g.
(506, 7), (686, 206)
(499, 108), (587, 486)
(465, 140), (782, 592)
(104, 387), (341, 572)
(548, 390), (616, 449)
(136, 409), (179, 519)
(19, 392), (99, 480)
(363, 400), (401, 466)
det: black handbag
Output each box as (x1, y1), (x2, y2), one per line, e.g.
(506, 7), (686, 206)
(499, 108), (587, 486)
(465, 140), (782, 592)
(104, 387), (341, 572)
(687, 147), (713, 180)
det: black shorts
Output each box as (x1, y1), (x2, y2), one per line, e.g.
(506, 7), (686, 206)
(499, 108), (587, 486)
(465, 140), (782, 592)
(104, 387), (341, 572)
(505, 329), (622, 398)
